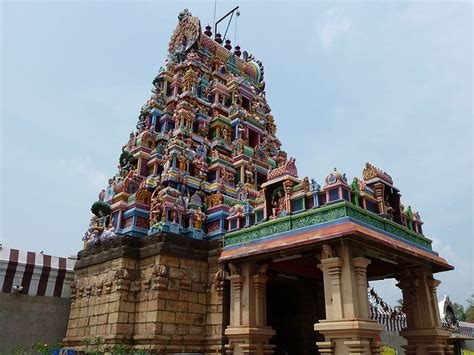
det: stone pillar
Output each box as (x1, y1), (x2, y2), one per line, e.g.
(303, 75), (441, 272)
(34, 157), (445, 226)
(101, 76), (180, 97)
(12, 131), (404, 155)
(397, 268), (453, 355)
(253, 265), (269, 327)
(353, 257), (371, 319)
(205, 259), (230, 354)
(229, 266), (245, 327)
(314, 243), (383, 355)
(225, 262), (275, 355)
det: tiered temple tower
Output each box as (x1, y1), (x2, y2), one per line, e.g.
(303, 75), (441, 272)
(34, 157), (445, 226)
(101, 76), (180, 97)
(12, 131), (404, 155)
(83, 9), (284, 245)
(66, 10), (454, 355)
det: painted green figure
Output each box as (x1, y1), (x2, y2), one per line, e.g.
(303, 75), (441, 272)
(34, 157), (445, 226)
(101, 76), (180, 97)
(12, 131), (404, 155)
(405, 205), (414, 231)
(351, 177), (360, 207)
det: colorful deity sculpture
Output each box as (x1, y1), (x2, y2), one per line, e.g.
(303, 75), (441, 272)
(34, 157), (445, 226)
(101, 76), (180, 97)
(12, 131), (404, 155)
(405, 205), (414, 231)
(193, 207), (206, 229)
(271, 188), (286, 219)
(351, 177), (361, 206)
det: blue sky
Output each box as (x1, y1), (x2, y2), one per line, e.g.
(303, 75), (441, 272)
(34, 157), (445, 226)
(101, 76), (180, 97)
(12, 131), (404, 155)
(1, 1), (472, 307)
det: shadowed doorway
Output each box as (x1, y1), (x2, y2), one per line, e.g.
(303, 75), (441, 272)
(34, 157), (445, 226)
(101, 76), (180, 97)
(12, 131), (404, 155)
(267, 272), (325, 355)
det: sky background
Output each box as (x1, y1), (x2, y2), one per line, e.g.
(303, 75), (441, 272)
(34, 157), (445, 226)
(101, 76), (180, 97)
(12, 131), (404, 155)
(1, 1), (472, 307)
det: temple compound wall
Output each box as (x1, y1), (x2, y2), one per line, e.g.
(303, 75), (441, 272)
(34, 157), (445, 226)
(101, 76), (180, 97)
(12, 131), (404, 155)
(379, 331), (407, 354)
(0, 293), (71, 352)
(64, 234), (229, 353)
(0, 246), (75, 353)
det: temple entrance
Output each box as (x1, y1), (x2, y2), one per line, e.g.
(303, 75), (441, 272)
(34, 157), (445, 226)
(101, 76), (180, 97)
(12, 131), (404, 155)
(266, 271), (326, 355)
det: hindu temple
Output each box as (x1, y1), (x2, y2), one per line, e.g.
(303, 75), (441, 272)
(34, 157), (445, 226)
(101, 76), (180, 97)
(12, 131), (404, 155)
(64, 9), (454, 355)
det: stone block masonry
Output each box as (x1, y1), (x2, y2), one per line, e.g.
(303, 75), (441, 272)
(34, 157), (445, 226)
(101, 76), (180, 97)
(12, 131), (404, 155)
(63, 233), (229, 353)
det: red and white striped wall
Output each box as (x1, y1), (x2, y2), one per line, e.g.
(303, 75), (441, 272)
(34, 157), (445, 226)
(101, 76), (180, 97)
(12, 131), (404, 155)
(0, 245), (75, 298)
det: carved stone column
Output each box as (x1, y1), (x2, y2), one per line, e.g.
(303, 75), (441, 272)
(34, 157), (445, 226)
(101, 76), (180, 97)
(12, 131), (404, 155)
(253, 265), (269, 327)
(428, 278), (443, 328)
(225, 262), (275, 355)
(397, 267), (452, 355)
(353, 257), (371, 319)
(228, 263), (245, 327)
(321, 256), (344, 320)
(315, 244), (383, 355)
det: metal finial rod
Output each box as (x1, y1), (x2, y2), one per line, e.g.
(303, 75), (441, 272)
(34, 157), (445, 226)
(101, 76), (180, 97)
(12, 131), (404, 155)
(223, 12), (234, 41)
(213, 0), (218, 30)
(214, 6), (239, 39)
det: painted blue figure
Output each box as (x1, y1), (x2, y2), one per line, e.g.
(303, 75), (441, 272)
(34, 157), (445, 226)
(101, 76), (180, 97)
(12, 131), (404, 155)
(104, 178), (115, 202)
(310, 178), (321, 192)
(196, 145), (207, 157)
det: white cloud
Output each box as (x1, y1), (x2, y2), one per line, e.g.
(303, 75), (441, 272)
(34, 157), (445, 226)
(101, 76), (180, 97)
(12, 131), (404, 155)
(316, 7), (352, 49)
(431, 236), (474, 305)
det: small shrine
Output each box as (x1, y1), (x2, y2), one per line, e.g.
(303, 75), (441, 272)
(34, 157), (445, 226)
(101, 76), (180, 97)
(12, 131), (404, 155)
(66, 9), (454, 355)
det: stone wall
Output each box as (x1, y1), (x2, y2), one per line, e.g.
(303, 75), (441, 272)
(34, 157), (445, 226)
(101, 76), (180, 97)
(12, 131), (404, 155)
(0, 292), (71, 353)
(463, 339), (474, 351)
(64, 233), (228, 353)
(379, 330), (407, 354)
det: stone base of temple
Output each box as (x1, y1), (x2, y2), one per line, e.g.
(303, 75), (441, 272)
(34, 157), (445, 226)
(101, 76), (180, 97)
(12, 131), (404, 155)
(315, 319), (384, 355)
(401, 327), (454, 355)
(62, 234), (228, 354)
(224, 326), (276, 355)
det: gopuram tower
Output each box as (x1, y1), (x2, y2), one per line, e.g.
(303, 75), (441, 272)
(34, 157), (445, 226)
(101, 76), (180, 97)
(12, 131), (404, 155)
(64, 9), (454, 355)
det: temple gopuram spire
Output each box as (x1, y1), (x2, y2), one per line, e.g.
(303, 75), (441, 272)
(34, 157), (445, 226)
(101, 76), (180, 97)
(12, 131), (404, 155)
(83, 9), (286, 244)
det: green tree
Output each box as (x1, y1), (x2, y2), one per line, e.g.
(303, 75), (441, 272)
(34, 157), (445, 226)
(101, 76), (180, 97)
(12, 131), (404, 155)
(465, 294), (474, 322)
(453, 302), (466, 321)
